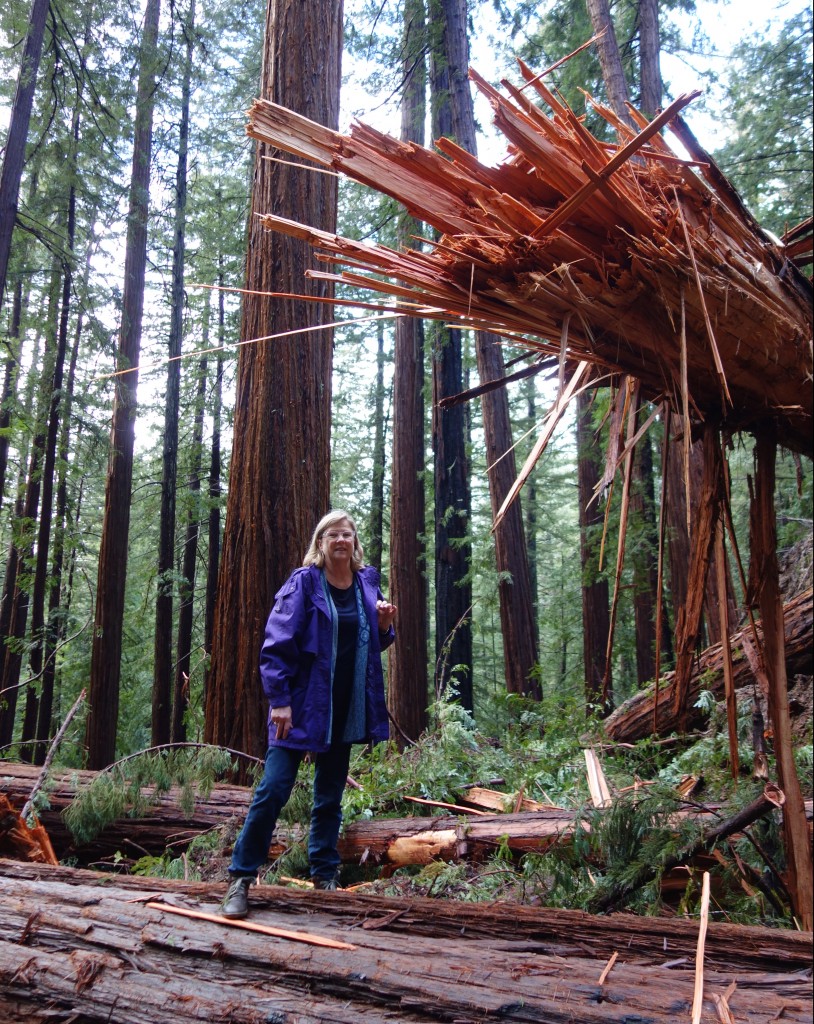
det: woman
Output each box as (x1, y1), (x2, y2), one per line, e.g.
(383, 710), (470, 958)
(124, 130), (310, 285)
(221, 510), (396, 918)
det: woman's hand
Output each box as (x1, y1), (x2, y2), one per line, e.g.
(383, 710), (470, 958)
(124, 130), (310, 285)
(376, 600), (397, 633)
(270, 705), (293, 740)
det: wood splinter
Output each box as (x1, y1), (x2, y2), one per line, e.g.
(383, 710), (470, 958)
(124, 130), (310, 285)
(145, 901), (357, 950)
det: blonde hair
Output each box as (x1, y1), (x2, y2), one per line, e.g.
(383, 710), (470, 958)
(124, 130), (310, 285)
(303, 509), (365, 571)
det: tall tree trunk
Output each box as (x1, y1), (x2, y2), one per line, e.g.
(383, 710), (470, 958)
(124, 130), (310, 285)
(752, 433), (813, 931)
(584, 0), (634, 128)
(0, 0), (49, 309)
(0, 321), (42, 749)
(204, 0), (341, 767)
(389, 0), (429, 745)
(637, 0), (662, 117)
(203, 258), (225, 708)
(523, 374), (540, 653)
(443, 0), (538, 699)
(0, 279), (23, 512)
(5, 258), (61, 760)
(430, 0), (538, 705)
(153, 0), (195, 748)
(368, 311), (386, 573)
(428, 1), (472, 710)
(172, 346), (207, 745)
(477, 331), (540, 698)
(24, 62), (86, 757)
(85, 0), (162, 770)
(35, 261), (86, 761)
(576, 386), (610, 707)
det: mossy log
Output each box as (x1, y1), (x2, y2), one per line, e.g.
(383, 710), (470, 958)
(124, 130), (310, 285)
(0, 861), (811, 1023)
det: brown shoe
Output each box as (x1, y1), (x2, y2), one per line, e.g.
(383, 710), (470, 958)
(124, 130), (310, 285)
(221, 876), (251, 918)
(312, 875), (340, 892)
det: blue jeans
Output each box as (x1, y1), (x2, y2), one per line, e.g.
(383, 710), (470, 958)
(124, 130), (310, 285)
(229, 743), (352, 881)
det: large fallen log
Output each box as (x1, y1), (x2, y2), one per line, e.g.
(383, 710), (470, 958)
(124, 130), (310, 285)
(2, 762), (811, 869)
(604, 588), (813, 742)
(0, 862), (810, 1023)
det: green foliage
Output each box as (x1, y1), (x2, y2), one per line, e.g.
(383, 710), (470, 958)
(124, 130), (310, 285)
(64, 746), (236, 846)
(714, 8), (813, 240)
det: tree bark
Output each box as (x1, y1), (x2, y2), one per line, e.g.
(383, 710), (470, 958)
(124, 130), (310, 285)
(389, 0), (429, 745)
(584, 0), (634, 128)
(367, 312), (386, 572)
(203, 258), (225, 706)
(0, 867), (810, 1024)
(428, 0), (472, 709)
(172, 347), (207, 744)
(86, 0), (162, 769)
(430, 0), (538, 701)
(0, 0), (50, 309)
(153, 0), (195, 748)
(204, 0), (341, 767)
(637, 0), (662, 117)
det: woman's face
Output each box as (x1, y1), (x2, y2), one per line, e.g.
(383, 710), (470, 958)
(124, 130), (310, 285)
(319, 518), (355, 570)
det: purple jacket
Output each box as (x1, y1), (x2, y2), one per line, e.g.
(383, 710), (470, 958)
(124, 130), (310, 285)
(259, 565), (394, 751)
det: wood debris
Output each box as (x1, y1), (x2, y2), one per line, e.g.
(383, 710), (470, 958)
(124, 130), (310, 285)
(245, 61), (812, 457)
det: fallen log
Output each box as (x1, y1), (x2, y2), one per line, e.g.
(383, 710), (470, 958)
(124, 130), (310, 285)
(2, 762), (811, 870)
(0, 863), (810, 1023)
(604, 588), (812, 742)
(3, 859), (812, 975)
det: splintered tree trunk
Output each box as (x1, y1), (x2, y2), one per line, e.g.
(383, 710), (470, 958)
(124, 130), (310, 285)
(85, 0), (161, 770)
(153, 0), (195, 747)
(204, 0), (341, 766)
(752, 433), (813, 932)
(672, 422), (722, 726)
(577, 387), (610, 706)
(666, 431), (737, 647)
(429, 0), (472, 709)
(389, 0), (429, 745)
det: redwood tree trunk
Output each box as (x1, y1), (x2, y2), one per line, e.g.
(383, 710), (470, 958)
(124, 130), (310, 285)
(367, 312), (386, 573)
(85, 0), (162, 769)
(388, 0), (429, 745)
(203, 258), (225, 705)
(584, 0), (634, 128)
(428, 0), (472, 709)
(204, 0), (341, 765)
(430, 0), (538, 701)
(153, 0), (195, 747)
(752, 433), (813, 932)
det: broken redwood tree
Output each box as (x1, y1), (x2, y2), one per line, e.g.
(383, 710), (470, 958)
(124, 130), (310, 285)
(242, 56), (813, 929)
